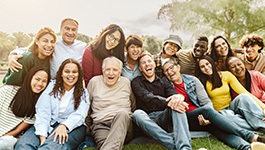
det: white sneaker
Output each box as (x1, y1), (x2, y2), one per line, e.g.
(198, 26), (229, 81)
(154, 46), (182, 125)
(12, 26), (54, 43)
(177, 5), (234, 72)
(251, 142), (265, 150)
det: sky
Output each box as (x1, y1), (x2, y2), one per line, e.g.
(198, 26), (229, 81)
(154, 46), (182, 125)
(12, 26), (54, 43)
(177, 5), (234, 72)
(0, 0), (192, 42)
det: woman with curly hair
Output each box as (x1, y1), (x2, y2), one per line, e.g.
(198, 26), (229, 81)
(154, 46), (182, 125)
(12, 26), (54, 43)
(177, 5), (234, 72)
(15, 58), (90, 150)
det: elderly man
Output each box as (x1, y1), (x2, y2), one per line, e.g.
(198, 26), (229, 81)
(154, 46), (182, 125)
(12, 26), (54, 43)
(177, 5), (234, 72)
(176, 36), (208, 75)
(8, 18), (86, 79)
(87, 56), (136, 150)
(131, 51), (191, 150)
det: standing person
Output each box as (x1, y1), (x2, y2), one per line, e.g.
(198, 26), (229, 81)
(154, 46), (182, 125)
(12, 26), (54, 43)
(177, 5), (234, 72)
(122, 34), (143, 81)
(87, 56), (135, 150)
(209, 35), (234, 71)
(163, 57), (265, 150)
(3, 27), (56, 85)
(154, 34), (182, 78)
(195, 55), (265, 132)
(226, 56), (265, 103)
(15, 58), (90, 150)
(237, 33), (265, 75)
(176, 36), (209, 75)
(82, 24), (125, 86)
(131, 51), (192, 150)
(0, 67), (50, 150)
(8, 18), (86, 79)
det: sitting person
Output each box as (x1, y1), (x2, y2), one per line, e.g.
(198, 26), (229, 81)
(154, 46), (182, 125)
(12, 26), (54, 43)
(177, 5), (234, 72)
(86, 56), (135, 150)
(176, 36), (209, 75)
(163, 57), (265, 150)
(195, 55), (265, 133)
(122, 34), (143, 81)
(237, 33), (265, 75)
(0, 67), (50, 149)
(3, 27), (56, 85)
(226, 56), (265, 103)
(131, 51), (192, 150)
(15, 58), (90, 150)
(154, 34), (182, 78)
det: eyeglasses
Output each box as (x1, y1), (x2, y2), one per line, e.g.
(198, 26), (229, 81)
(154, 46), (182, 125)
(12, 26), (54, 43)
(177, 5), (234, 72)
(107, 34), (120, 45)
(164, 64), (174, 74)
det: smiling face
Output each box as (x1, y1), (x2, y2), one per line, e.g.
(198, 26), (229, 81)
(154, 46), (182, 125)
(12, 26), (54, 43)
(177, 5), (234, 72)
(105, 30), (121, 50)
(244, 44), (261, 61)
(127, 44), (142, 61)
(214, 38), (229, 57)
(139, 55), (156, 80)
(163, 62), (181, 83)
(36, 33), (56, 59)
(228, 57), (246, 79)
(60, 20), (78, 45)
(102, 60), (121, 86)
(164, 42), (180, 56)
(198, 59), (213, 76)
(31, 70), (49, 93)
(193, 40), (208, 58)
(61, 63), (79, 91)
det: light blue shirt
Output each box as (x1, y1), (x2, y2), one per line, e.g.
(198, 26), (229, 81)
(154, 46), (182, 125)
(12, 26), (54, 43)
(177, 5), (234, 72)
(34, 80), (90, 137)
(122, 60), (142, 81)
(50, 37), (86, 79)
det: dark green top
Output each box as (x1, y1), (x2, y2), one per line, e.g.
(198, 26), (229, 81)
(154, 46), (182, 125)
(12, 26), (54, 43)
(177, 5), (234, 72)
(3, 51), (50, 86)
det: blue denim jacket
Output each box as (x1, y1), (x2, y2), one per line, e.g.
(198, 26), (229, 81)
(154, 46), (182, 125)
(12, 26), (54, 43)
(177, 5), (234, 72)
(181, 74), (213, 107)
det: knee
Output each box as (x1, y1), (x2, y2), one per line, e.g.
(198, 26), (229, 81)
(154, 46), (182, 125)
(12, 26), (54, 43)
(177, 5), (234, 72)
(132, 109), (148, 121)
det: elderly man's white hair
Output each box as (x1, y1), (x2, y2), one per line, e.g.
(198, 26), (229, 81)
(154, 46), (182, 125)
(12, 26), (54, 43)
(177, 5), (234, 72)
(102, 56), (123, 72)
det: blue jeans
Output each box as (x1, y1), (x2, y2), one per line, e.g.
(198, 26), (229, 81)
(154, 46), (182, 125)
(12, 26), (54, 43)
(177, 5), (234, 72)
(14, 125), (86, 150)
(187, 105), (252, 150)
(229, 93), (265, 132)
(132, 109), (191, 150)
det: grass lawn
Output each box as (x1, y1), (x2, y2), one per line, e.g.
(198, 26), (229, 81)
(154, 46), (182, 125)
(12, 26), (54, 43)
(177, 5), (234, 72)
(83, 137), (235, 150)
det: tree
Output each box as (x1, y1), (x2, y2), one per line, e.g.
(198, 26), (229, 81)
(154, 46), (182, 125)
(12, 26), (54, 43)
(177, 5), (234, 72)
(142, 35), (162, 55)
(77, 33), (93, 44)
(158, 0), (265, 45)
(0, 32), (16, 61)
(12, 32), (32, 48)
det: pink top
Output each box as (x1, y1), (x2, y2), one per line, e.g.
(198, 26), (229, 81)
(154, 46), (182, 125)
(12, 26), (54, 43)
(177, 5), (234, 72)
(82, 45), (103, 87)
(231, 70), (265, 103)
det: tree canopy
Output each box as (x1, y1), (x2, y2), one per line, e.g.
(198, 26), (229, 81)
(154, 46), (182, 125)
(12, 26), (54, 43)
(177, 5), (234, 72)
(158, 0), (265, 45)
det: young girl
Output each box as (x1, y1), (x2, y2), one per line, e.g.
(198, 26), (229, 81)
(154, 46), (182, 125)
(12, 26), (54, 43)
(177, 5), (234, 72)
(0, 67), (50, 149)
(15, 58), (90, 150)
(3, 27), (56, 86)
(195, 55), (265, 132)
(82, 24), (125, 86)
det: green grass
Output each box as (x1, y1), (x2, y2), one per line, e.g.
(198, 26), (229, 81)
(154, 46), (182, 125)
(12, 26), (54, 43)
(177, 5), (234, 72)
(83, 137), (235, 150)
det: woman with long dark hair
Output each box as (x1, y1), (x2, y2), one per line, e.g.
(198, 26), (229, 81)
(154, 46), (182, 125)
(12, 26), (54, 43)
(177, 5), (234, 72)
(82, 24), (125, 86)
(15, 58), (90, 150)
(0, 66), (50, 149)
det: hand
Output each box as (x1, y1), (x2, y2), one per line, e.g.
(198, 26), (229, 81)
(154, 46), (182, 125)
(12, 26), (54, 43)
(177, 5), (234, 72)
(49, 124), (68, 144)
(39, 135), (46, 145)
(8, 54), (23, 72)
(198, 115), (211, 126)
(166, 94), (189, 113)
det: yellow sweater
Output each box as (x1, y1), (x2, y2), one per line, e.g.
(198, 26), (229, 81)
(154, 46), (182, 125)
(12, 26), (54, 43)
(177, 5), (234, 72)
(206, 71), (265, 111)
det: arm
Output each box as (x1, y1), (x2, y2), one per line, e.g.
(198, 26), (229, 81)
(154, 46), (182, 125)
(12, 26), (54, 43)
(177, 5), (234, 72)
(193, 76), (213, 107)
(4, 122), (31, 137)
(131, 77), (168, 108)
(82, 46), (94, 87)
(8, 48), (27, 72)
(228, 72), (265, 110)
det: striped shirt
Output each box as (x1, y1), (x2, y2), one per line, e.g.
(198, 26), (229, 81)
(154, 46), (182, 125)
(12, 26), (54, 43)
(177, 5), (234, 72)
(0, 85), (34, 136)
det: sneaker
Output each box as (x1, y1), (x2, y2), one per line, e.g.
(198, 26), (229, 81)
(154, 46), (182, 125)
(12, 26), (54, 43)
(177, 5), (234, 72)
(251, 142), (265, 150)
(257, 135), (265, 143)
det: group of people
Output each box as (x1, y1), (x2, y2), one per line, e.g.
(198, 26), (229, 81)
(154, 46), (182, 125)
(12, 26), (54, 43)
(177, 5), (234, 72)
(0, 17), (265, 150)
